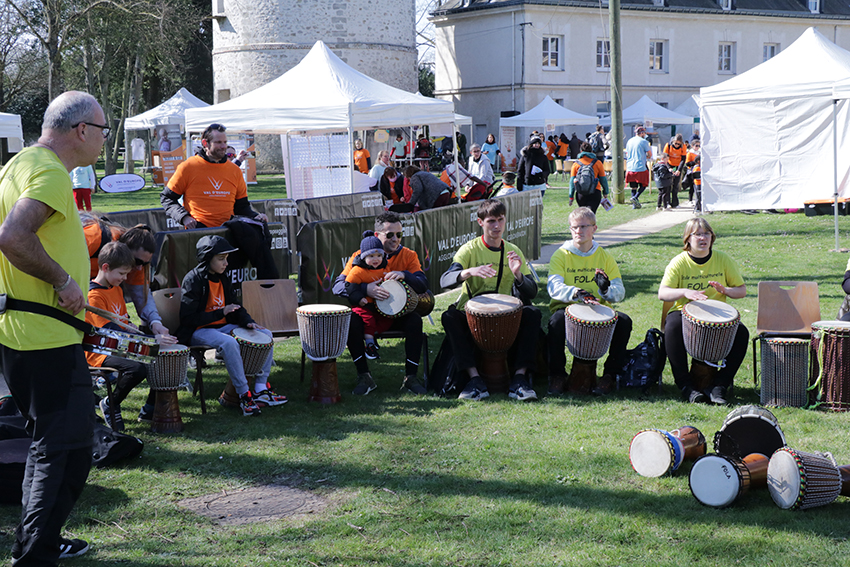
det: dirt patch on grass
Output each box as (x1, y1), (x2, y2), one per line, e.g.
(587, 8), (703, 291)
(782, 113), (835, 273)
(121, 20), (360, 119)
(178, 484), (328, 525)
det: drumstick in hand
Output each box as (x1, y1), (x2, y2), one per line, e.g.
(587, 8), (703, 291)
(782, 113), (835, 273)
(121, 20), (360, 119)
(85, 304), (138, 333)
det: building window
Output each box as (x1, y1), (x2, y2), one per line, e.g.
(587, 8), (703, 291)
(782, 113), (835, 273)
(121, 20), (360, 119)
(596, 40), (611, 70)
(719, 0), (732, 10)
(718, 42), (736, 74)
(554, 98), (564, 106)
(543, 36), (561, 69)
(650, 40), (668, 72)
(808, 0), (820, 13)
(652, 0), (667, 5)
(763, 43), (779, 62)
(657, 102), (668, 108)
(597, 100), (611, 117)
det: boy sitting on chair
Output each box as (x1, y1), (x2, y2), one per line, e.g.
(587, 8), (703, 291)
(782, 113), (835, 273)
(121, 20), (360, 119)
(176, 235), (287, 416)
(546, 207), (632, 396)
(86, 241), (174, 430)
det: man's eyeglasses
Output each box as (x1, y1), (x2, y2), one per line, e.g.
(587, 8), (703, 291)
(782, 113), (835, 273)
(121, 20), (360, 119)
(135, 258), (150, 266)
(381, 231), (403, 239)
(73, 122), (110, 138)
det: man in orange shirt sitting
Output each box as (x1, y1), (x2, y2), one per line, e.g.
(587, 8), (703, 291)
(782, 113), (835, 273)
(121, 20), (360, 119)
(161, 123), (268, 229)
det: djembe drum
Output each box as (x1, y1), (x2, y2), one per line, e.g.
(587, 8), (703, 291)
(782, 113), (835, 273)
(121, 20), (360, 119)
(465, 294), (523, 393)
(767, 447), (850, 510)
(682, 299), (740, 392)
(218, 328), (274, 409)
(809, 321), (850, 411)
(565, 303), (617, 394)
(297, 304), (351, 404)
(759, 337), (810, 407)
(629, 425), (707, 478)
(147, 344), (190, 433)
(414, 290), (436, 317)
(714, 405), (786, 459)
(375, 280), (419, 319)
(689, 453), (769, 508)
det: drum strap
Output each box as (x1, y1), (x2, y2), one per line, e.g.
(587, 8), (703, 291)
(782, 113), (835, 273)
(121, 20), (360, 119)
(0, 294), (95, 334)
(807, 329), (826, 409)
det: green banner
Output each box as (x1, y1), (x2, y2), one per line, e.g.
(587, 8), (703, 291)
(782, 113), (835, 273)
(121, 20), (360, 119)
(298, 190), (542, 304)
(297, 192), (386, 225)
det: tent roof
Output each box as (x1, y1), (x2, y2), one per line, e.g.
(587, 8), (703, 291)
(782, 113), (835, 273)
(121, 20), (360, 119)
(702, 27), (850, 104)
(185, 41), (455, 134)
(673, 94), (701, 117)
(125, 88), (209, 130)
(601, 95), (694, 126)
(499, 96), (597, 127)
(0, 112), (23, 140)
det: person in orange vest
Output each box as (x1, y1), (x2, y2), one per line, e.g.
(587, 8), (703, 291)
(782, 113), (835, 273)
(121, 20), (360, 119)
(545, 136), (557, 174)
(663, 133), (688, 208)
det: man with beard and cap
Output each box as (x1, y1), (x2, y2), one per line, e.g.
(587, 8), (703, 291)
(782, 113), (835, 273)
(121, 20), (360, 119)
(517, 134), (550, 195)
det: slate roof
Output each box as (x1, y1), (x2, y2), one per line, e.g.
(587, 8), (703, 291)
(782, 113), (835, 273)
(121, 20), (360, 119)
(433, 0), (850, 18)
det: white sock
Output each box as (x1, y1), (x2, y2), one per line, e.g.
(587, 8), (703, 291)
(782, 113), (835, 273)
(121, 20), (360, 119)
(254, 380), (268, 393)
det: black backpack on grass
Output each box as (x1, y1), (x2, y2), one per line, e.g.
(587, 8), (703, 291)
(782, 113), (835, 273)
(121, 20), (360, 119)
(616, 328), (666, 390)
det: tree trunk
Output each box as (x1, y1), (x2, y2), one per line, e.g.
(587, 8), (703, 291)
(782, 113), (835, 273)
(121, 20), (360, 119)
(45, 0), (64, 100)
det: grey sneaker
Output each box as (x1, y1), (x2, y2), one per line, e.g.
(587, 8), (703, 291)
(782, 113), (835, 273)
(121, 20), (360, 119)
(686, 388), (707, 404)
(708, 386), (728, 405)
(508, 376), (538, 401)
(99, 397), (125, 432)
(353, 372), (377, 396)
(401, 375), (427, 395)
(458, 377), (489, 401)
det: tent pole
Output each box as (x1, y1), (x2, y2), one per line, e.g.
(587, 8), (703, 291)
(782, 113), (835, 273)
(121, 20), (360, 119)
(348, 105), (355, 195)
(834, 99), (841, 252)
(452, 123), (460, 197)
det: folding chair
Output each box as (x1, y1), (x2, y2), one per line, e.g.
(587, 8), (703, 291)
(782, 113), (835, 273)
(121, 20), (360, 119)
(752, 281), (820, 385)
(554, 159), (567, 182)
(241, 279), (306, 381)
(152, 288), (209, 414)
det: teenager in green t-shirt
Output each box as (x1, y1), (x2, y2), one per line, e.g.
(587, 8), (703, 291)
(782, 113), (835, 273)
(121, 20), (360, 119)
(658, 218), (749, 405)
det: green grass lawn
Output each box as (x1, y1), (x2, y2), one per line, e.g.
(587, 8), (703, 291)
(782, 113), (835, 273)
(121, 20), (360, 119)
(4, 179), (850, 566)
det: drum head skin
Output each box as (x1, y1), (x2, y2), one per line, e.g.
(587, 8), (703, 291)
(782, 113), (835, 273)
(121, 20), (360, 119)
(690, 455), (743, 508)
(811, 320), (850, 331)
(715, 405), (786, 459)
(567, 303), (616, 323)
(232, 327), (272, 345)
(375, 280), (414, 316)
(157, 344), (189, 355)
(683, 298), (739, 324)
(465, 294), (522, 314)
(630, 430), (678, 478)
(297, 304), (351, 315)
(767, 450), (802, 510)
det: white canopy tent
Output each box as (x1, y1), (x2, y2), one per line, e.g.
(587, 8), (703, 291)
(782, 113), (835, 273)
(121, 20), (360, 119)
(600, 95), (694, 127)
(0, 112), (24, 153)
(700, 27), (850, 212)
(673, 95), (701, 140)
(125, 88), (209, 130)
(185, 41), (456, 199)
(499, 96), (597, 128)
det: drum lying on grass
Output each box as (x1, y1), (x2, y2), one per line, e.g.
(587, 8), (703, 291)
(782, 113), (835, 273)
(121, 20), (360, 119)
(629, 426), (706, 477)
(767, 447), (850, 510)
(714, 405), (786, 460)
(689, 453), (769, 508)
(682, 299), (739, 365)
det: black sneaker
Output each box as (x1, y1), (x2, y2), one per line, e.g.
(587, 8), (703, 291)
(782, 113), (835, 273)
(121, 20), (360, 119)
(401, 375), (427, 395)
(99, 398), (125, 432)
(253, 383), (288, 407)
(353, 372), (377, 396)
(508, 376), (537, 402)
(548, 375), (567, 395)
(59, 538), (90, 559)
(686, 388), (707, 404)
(458, 377), (489, 401)
(708, 386), (728, 405)
(364, 341), (380, 360)
(137, 404), (154, 423)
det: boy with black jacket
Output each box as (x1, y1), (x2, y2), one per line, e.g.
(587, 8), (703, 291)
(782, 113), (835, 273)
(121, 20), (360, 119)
(177, 235), (287, 416)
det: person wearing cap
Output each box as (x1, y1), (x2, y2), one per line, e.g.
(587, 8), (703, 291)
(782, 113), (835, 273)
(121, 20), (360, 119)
(344, 232), (391, 360)
(517, 135), (550, 195)
(161, 123), (268, 229)
(332, 212), (429, 396)
(625, 126), (653, 209)
(176, 235), (288, 417)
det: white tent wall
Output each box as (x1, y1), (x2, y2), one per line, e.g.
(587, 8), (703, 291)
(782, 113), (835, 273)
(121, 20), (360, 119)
(0, 112), (24, 153)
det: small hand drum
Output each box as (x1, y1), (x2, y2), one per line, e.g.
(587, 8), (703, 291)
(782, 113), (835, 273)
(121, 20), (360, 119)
(414, 290), (436, 317)
(714, 404), (786, 459)
(767, 448), (850, 510)
(629, 425), (706, 478)
(147, 344), (189, 434)
(465, 294), (523, 393)
(297, 304), (351, 404)
(375, 280), (418, 318)
(689, 453), (768, 508)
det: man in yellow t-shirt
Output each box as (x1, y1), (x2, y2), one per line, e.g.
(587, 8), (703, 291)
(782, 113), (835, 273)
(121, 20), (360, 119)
(161, 123), (268, 229)
(0, 91), (106, 565)
(440, 199), (541, 402)
(547, 207), (632, 395)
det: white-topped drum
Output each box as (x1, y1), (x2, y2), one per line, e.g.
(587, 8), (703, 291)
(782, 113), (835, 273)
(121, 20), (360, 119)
(682, 299), (740, 365)
(297, 304), (351, 362)
(689, 453), (768, 508)
(768, 448), (843, 510)
(565, 303), (617, 361)
(375, 280), (418, 318)
(232, 327), (273, 377)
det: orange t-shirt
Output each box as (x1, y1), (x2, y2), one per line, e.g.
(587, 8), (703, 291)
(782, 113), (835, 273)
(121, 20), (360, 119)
(84, 223), (146, 285)
(85, 283), (129, 367)
(664, 143), (688, 167)
(345, 264), (387, 304)
(167, 155), (248, 228)
(354, 149), (371, 174)
(570, 157), (607, 192)
(545, 141), (556, 161)
(201, 279), (227, 328)
(557, 141), (568, 158)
